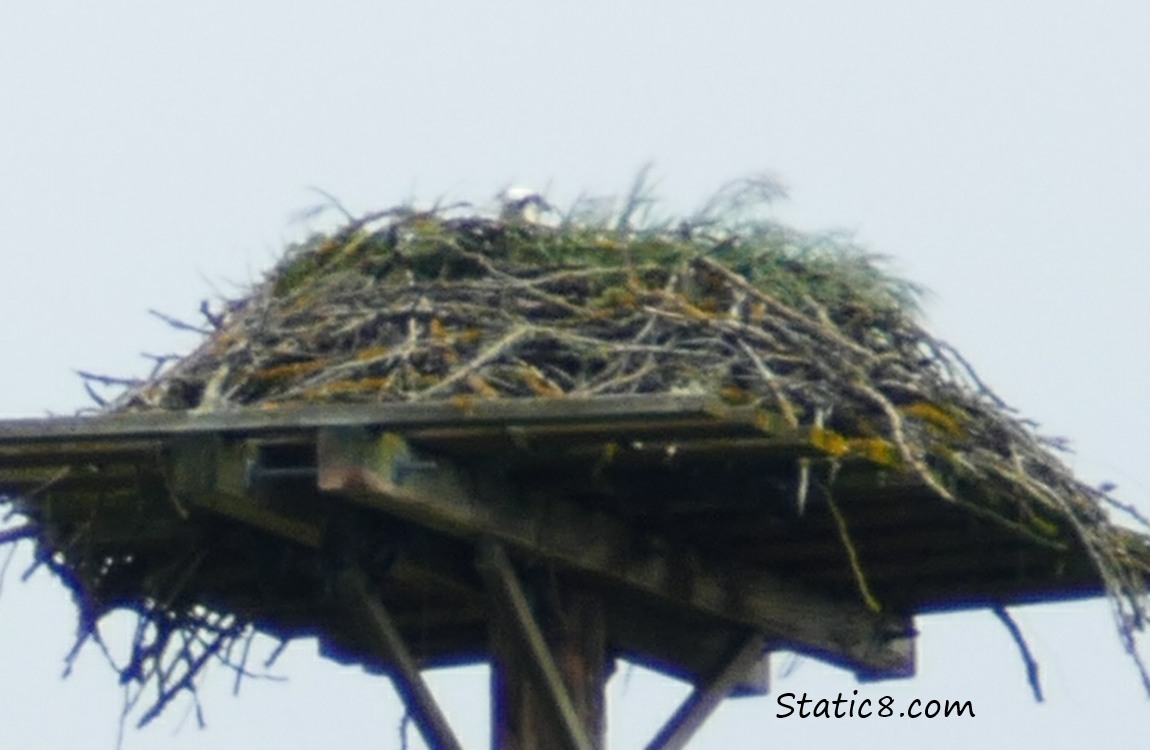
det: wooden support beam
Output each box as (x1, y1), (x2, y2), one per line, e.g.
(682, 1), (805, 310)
(478, 543), (598, 750)
(167, 436), (324, 548)
(318, 427), (914, 679)
(644, 633), (768, 750)
(608, 610), (770, 697)
(0, 440), (162, 468)
(336, 567), (466, 750)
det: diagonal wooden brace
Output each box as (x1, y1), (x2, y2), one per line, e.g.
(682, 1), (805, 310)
(336, 567), (465, 750)
(477, 542), (596, 750)
(644, 632), (768, 750)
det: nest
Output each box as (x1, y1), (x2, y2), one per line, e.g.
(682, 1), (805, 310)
(7, 183), (1150, 723)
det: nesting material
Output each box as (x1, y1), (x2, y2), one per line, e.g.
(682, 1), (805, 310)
(5, 184), (1150, 722)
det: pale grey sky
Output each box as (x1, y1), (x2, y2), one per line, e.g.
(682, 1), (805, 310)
(2, 1), (1150, 747)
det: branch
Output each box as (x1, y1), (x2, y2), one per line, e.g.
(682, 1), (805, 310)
(148, 309), (212, 335)
(0, 525), (37, 545)
(199, 300), (225, 331)
(76, 370), (144, 388)
(992, 604), (1043, 702)
(411, 325), (534, 400)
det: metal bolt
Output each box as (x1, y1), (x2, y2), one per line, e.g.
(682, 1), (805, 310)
(391, 458), (438, 485)
(245, 460), (318, 489)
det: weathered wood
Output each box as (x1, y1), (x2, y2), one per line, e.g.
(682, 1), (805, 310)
(608, 608), (770, 697)
(477, 543), (598, 750)
(318, 427), (915, 678)
(645, 633), (767, 750)
(0, 440), (162, 468)
(167, 436), (324, 548)
(554, 586), (610, 744)
(336, 567), (465, 750)
(0, 463), (141, 493)
(0, 394), (736, 443)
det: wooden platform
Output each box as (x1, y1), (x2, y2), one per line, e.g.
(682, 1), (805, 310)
(0, 394), (1109, 748)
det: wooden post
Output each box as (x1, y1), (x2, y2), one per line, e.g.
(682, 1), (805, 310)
(480, 544), (609, 750)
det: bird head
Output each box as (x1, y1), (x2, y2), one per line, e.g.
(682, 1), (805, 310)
(497, 187), (554, 224)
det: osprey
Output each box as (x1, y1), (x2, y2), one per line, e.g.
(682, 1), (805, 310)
(497, 187), (554, 224)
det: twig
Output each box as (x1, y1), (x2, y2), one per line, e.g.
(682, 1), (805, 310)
(148, 309), (213, 335)
(579, 356), (658, 396)
(263, 639), (290, 669)
(399, 710), (412, 750)
(83, 380), (107, 406)
(135, 620), (241, 728)
(1099, 493), (1150, 530)
(851, 378), (955, 502)
(232, 629), (255, 696)
(991, 604), (1044, 702)
(693, 256), (876, 360)
(411, 325), (533, 399)
(141, 353), (183, 380)
(820, 467), (881, 613)
(0, 525), (37, 545)
(736, 339), (798, 427)
(306, 185), (356, 222)
(199, 300), (225, 330)
(76, 370), (144, 388)
(932, 339), (1010, 409)
(0, 542), (18, 601)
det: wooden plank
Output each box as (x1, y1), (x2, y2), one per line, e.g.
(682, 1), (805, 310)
(0, 394), (736, 444)
(645, 633), (768, 750)
(405, 408), (785, 448)
(336, 567), (465, 750)
(0, 440), (162, 468)
(317, 427), (915, 679)
(477, 543), (596, 750)
(0, 463), (142, 493)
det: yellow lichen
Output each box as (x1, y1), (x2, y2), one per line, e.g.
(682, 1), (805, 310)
(465, 375), (501, 398)
(593, 287), (639, 311)
(354, 346), (390, 362)
(671, 296), (715, 321)
(845, 437), (901, 468)
(809, 426), (850, 457)
(519, 366), (564, 397)
(253, 360), (329, 382)
(449, 394), (479, 414)
(902, 401), (968, 440)
(302, 376), (394, 398)
(718, 386), (754, 405)
(458, 329), (484, 346)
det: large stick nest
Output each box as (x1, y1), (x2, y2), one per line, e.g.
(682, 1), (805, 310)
(7, 180), (1150, 721)
(116, 184), (1150, 661)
